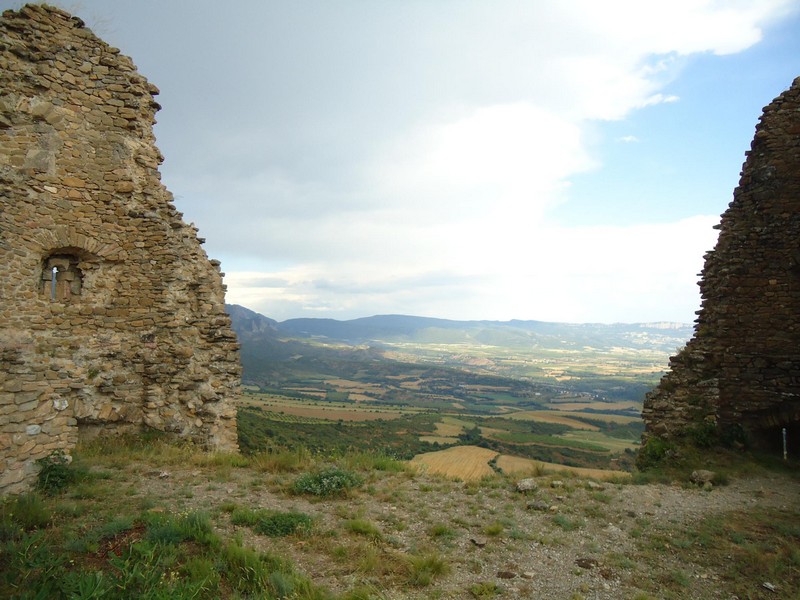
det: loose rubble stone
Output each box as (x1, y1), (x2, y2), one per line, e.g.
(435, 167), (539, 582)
(575, 557), (599, 569)
(496, 571), (516, 579)
(642, 76), (800, 451)
(516, 478), (539, 493)
(0, 5), (240, 495)
(691, 470), (716, 485)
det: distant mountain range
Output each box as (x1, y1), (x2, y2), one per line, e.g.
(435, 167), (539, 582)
(226, 304), (693, 353)
(225, 304), (691, 404)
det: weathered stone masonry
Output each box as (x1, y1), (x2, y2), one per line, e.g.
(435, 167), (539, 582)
(0, 4), (240, 493)
(643, 76), (800, 455)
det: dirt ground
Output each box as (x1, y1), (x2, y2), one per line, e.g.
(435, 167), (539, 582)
(126, 458), (800, 599)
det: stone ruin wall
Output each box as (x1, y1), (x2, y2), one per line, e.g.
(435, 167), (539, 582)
(643, 76), (800, 455)
(0, 4), (241, 494)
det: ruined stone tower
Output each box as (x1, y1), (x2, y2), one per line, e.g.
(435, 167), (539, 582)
(642, 76), (800, 456)
(0, 5), (241, 493)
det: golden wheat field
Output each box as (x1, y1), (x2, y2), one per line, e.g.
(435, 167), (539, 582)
(542, 410), (641, 424)
(410, 447), (631, 481)
(410, 445), (498, 480)
(505, 411), (600, 430)
(495, 455), (630, 481)
(265, 405), (403, 421)
(241, 395), (406, 421)
(418, 436), (459, 444)
(546, 401), (640, 411)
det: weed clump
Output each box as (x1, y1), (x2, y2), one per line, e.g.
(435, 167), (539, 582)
(36, 450), (79, 495)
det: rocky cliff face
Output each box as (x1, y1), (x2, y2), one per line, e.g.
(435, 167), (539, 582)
(0, 4), (240, 493)
(642, 76), (800, 456)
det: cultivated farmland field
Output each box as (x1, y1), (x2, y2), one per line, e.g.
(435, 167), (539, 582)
(239, 390), (643, 473)
(505, 411), (601, 430)
(231, 310), (684, 475)
(410, 445), (498, 479)
(494, 455), (630, 481)
(241, 393), (408, 422)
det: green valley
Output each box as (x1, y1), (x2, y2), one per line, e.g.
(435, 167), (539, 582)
(229, 305), (692, 473)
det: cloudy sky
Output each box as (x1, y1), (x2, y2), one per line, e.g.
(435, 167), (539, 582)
(8, 1), (800, 323)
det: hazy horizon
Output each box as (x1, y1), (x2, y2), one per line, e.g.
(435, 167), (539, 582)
(228, 302), (695, 328)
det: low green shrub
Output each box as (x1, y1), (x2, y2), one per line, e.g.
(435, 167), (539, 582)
(292, 467), (363, 497)
(685, 422), (718, 448)
(636, 437), (675, 470)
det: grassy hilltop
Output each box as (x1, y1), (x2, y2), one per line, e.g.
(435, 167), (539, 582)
(2, 434), (798, 599)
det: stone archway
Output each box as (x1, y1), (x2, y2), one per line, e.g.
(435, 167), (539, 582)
(747, 401), (800, 458)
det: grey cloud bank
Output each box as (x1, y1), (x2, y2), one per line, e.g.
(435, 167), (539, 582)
(15, 0), (799, 323)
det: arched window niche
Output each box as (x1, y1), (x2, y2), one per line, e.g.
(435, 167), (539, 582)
(40, 248), (92, 302)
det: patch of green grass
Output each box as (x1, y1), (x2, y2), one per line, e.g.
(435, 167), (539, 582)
(1, 493), (51, 532)
(552, 514), (584, 531)
(666, 569), (690, 587)
(145, 510), (217, 546)
(429, 523), (456, 540)
(218, 501), (239, 514)
(251, 446), (314, 473)
(633, 506), (800, 596)
(231, 507), (313, 537)
(583, 504), (606, 519)
(220, 540), (317, 597)
(483, 521), (504, 537)
(406, 552), (450, 586)
(345, 518), (382, 540)
(591, 491), (612, 504)
(469, 581), (502, 598)
(342, 451), (406, 473)
(67, 480), (111, 500)
(256, 511), (313, 537)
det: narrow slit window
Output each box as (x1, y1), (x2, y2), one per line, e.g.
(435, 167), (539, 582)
(41, 254), (83, 301)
